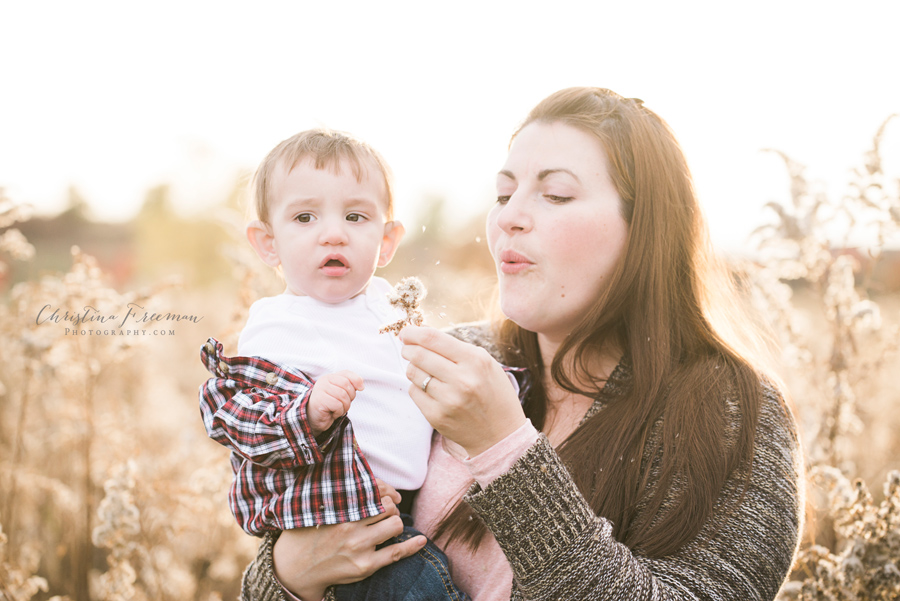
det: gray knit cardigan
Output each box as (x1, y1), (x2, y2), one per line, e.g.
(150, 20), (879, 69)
(240, 326), (803, 601)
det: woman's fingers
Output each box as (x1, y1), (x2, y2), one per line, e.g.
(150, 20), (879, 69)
(400, 341), (453, 384)
(399, 326), (468, 363)
(372, 534), (428, 570)
(401, 327), (487, 388)
(403, 340), (499, 402)
(405, 363), (441, 395)
(367, 511), (406, 545)
(271, 490), (423, 597)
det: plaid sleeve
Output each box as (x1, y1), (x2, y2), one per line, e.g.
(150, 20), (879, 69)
(200, 338), (384, 533)
(198, 337), (333, 469)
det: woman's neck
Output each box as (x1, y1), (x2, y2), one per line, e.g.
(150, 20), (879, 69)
(537, 333), (621, 446)
(536, 333), (563, 375)
(536, 333), (621, 395)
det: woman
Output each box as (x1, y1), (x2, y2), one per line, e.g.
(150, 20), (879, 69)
(242, 87), (803, 600)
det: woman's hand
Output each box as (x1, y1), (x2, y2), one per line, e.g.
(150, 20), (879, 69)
(273, 480), (426, 601)
(399, 325), (526, 457)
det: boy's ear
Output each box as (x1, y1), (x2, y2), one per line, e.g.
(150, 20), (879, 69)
(377, 220), (406, 268)
(246, 220), (281, 268)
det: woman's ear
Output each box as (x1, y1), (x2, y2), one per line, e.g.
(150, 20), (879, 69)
(246, 220), (281, 268)
(378, 220), (406, 267)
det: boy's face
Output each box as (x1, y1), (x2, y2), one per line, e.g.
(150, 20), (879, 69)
(253, 156), (403, 303)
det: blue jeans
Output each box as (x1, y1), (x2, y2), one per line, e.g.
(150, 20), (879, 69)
(333, 514), (470, 601)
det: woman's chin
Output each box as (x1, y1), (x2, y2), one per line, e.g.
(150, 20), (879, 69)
(498, 302), (541, 332)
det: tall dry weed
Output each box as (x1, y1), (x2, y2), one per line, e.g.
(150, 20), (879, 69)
(780, 468), (900, 599)
(0, 199), (254, 599)
(756, 116), (900, 599)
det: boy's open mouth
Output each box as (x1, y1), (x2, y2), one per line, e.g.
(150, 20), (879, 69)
(321, 255), (350, 276)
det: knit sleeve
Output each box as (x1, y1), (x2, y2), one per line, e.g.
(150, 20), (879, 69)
(463, 385), (803, 601)
(240, 531), (339, 601)
(240, 532), (287, 601)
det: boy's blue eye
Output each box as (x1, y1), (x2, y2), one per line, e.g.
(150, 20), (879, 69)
(346, 213), (365, 222)
(296, 213), (314, 223)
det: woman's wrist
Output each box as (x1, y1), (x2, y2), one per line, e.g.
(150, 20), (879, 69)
(464, 419), (539, 487)
(462, 413), (529, 457)
(272, 533), (327, 601)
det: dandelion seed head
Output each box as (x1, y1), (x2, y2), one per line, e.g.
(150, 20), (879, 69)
(380, 277), (427, 335)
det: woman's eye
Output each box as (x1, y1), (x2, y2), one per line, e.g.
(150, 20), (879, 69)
(496, 195), (511, 204)
(544, 195), (574, 203)
(295, 213), (314, 223)
(346, 213), (366, 222)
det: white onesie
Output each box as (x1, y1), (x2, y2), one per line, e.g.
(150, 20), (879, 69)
(237, 276), (432, 491)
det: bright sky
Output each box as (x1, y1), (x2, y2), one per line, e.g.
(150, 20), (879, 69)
(1, 1), (898, 252)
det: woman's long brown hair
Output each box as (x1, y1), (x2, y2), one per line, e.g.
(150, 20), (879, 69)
(434, 87), (775, 558)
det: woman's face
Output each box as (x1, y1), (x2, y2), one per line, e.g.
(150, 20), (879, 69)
(487, 121), (629, 344)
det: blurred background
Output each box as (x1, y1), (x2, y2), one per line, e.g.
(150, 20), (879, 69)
(1, 1), (899, 599)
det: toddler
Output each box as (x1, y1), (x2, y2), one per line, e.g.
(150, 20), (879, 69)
(199, 129), (474, 600)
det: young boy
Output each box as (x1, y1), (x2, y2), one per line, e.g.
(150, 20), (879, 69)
(199, 129), (473, 600)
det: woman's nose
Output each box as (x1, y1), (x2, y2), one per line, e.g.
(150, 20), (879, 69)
(495, 191), (533, 234)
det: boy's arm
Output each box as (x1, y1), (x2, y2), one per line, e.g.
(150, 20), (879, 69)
(198, 338), (343, 470)
(306, 370), (364, 437)
(199, 377), (338, 469)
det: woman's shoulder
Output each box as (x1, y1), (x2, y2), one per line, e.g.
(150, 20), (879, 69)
(445, 321), (504, 361)
(752, 375), (802, 470)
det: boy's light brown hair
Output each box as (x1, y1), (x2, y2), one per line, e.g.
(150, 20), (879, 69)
(251, 128), (396, 224)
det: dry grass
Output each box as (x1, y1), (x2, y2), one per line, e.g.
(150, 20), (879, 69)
(1, 115), (899, 599)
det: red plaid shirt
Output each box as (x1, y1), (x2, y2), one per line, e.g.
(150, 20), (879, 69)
(199, 337), (384, 535)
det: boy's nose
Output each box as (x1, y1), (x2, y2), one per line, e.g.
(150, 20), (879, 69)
(319, 221), (349, 245)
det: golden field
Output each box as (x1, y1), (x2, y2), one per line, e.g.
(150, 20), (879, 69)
(1, 118), (899, 600)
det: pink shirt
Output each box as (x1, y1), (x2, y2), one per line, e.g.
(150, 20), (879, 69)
(412, 421), (539, 601)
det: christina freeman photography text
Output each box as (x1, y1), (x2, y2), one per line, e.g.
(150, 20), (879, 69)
(35, 302), (203, 336)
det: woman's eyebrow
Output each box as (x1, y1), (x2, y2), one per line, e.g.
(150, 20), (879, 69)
(537, 168), (580, 183)
(498, 168), (581, 183)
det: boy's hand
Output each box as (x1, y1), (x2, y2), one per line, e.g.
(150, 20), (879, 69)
(307, 370), (364, 436)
